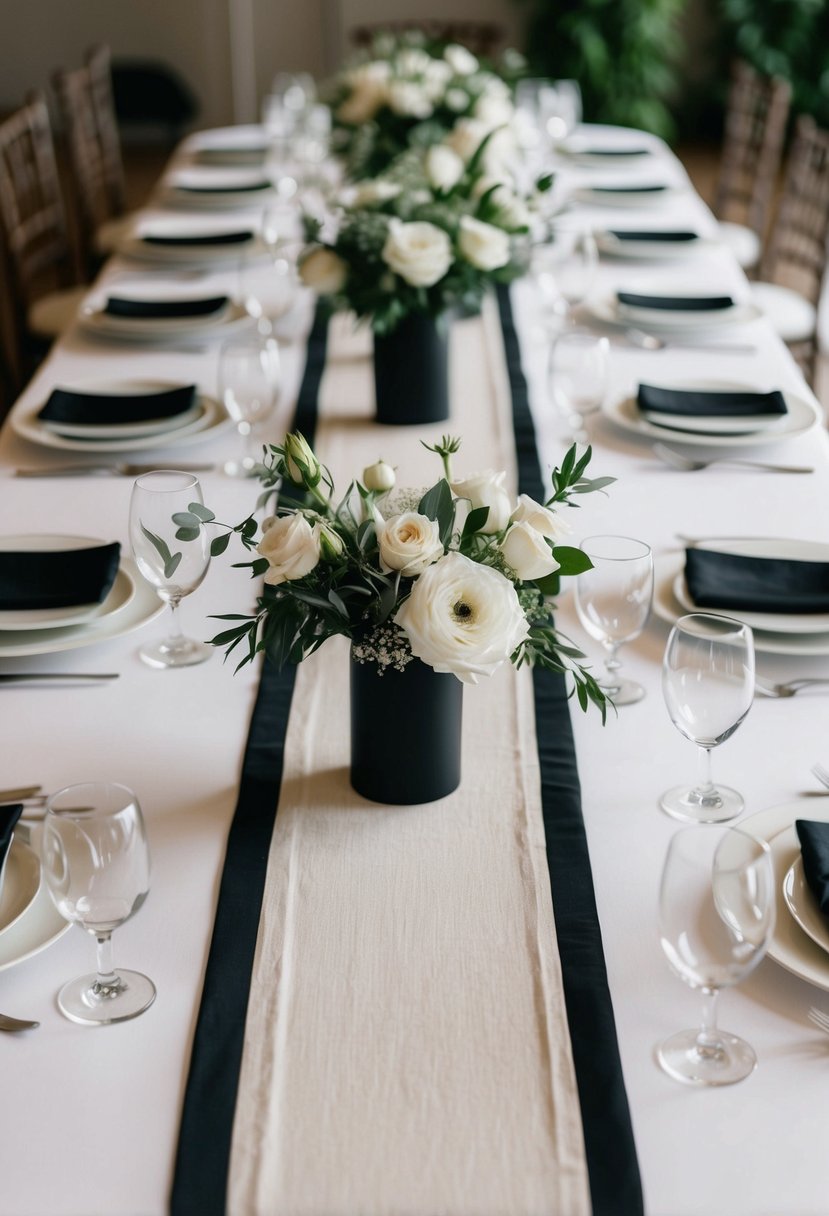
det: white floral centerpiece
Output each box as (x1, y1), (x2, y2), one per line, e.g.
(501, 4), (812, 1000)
(325, 31), (527, 180)
(171, 434), (614, 718)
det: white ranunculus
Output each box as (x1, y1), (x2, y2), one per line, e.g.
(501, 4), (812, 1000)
(425, 145), (465, 192)
(299, 247), (347, 295)
(499, 521), (560, 581)
(362, 459), (396, 492)
(474, 94), (515, 129)
(510, 494), (572, 542)
(350, 180), (402, 207)
(450, 469), (512, 534)
(444, 44), (479, 76)
(458, 216), (511, 271)
(382, 220), (453, 288)
(395, 552), (529, 683)
(377, 512), (444, 576)
(258, 514), (320, 585)
(386, 80), (433, 118)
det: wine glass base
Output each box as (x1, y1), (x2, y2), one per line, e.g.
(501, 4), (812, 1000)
(657, 1027), (757, 1086)
(601, 678), (645, 707)
(659, 784), (743, 823)
(57, 969), (156, 1025)
(139, 637), (213, 669)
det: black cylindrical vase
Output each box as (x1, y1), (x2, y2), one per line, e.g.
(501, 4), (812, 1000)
(350, 655), (463, 804)
(372, 313), (449, 425)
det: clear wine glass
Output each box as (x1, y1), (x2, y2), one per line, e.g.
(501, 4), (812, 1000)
(41, 782), (155, 1025)
(129, 470), (212, 668)
(657, 825), (774, 1085)
(661, 613), (755, 822)
(218, 335), (280, 477)
(547, 328), (609, 444)
(531, 229), (598, 328)
(573, 534), (653, 705)
(540, 79), (582, 144)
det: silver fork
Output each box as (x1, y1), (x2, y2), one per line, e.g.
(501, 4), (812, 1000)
(808, 1007), (829, 1035)
(0, 1014), (39, 1032)
(755, 677), (829, 698)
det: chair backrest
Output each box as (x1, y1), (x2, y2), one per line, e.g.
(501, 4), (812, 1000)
(85, 44), (126, 217)
(714, 59), (791, 241)
(52, 61), (112, 271)
(350, 20), (505, 59)
(0, 92), (78, 321)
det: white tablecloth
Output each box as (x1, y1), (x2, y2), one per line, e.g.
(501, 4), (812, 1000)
(2, 126), (829, 1216)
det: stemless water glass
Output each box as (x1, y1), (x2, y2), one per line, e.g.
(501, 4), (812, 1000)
(42, 782), (155, 1025)
(573, 535), (653, 705)
(129, 471), (212, 668)
(547, 328), (609, 444)
(657, 825), (774, 1085)
(661, 613), (755, 822)
(218, 335), (281, 477)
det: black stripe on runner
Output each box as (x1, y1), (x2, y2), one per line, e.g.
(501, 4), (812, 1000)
(170, 303), (329, 1216)
(497, 285), (644, 1216)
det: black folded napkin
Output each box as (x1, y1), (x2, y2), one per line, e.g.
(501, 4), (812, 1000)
(618, 291), (735, 311)
(608, 230), (699, 243)
(38, 384), (198, 427)
(104, 295), (228, 319)
(0, 542), (121, 610)
(684, 547), (829, 614)
(638, 384), (787, 418)
(196, 145), (267, 159)
(175, 181), (271, 194)
(796, 821), (829, 919)
(141, 231), (254, 247)
(0, 804), (23, 886)
(576, 147), (651, 157)
(589, 184), (667, 193)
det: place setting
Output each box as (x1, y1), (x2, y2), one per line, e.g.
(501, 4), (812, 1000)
(569, 179), (682, 207)
(181, 123), (270, 167)
(593, 227), (716, 261)
(117, 215), (267, 267)
(77, 277), (253, 345)
(157, 166), (279, 210)
(585, 277), (763, 332)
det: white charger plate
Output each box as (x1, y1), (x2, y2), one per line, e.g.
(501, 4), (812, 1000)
(671, 537), (829, 635)
(0, 534), (135, 632)
(0, 872), (70, 971)
(783, 851), (829, 958)
(119, 218), (265, 266)
(595, 230), (711, 260)
(654, 550), (829, 655)
(161, 167), (276, 209)
(632, 378), (790, 436)
(742, 802), (829, 992)
(79, 297), (251, 344)
(602, 385), (820, 448)
(586, 290), (762, 331)
(38, 378), (204, 440)
(0, 556), (163, 658)
(0, 838), (41, 938)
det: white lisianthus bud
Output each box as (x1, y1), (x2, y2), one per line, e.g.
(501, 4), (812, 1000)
(450, 469), (512, 534)
(425, 145), (465, 191)
(510, 494), (571, 541)
(382, 220), (453, 288)
(258, 514), (321, 585)
(377, 512), (444, 576)
(299, 247), (347, 295)
(283, 433), (321, 487)
(363, 459), (396, 492)
(444, 44), (479, 76)
(458, 215), (511, 271)
(395, 551), (529, 683)
(499, 521), (560, 581)
(315, 520), (344, 561)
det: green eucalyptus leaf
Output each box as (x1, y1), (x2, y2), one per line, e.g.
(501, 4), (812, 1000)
(551, 545), (593, 576)
(175, 527), (201, 542)
(188, 502), (215, 522)
(210, 533), (231, 557)
(172, 511), (202, 529)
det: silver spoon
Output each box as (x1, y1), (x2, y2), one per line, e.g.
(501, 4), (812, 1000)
(625, 328), (757, 353)
(755, 677), (829, 698)
(653, 442), (813, 475)
(0, 1014), (39, 1032)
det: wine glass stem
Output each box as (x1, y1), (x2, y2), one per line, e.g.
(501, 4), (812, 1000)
(93, 931), (122, 998)
(696, 986), (723, 1058)
(602, 643), (622, 690)
(165, 596), (184, 646)
(696, 745), (715, 797)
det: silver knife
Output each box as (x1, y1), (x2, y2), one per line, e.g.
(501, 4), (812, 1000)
(14, 462), (214, 478)
(0, 673), (119, 686)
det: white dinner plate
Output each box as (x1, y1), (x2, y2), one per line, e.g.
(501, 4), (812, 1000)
(631, 378), (790, 436)
(653, 550), (829, 655)
(741, 802), (829, 992)
(184, 124), (268, 165)
(594, 230), (712, 260)
(79, 298), (251, 345)
(11, 389), (230, 453)
(161, 167), (276, 209)
(0, 556), (163, 658)
(586, 290), (762, 331)
(783, 851), (829, 958)
(602, 385), (820, 448)
(119, 218), (265, 266)
(559, 142), (654, 167)
(671, 536), (829, 635)
(0, 534), (135, 632)
(0, 838), (41, 938)
(37, 378), (204, 440)
(0, 871), (70, 972)
(572, 183), (677, 206)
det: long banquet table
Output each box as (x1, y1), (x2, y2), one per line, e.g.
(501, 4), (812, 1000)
(2, 122), (829, 1216)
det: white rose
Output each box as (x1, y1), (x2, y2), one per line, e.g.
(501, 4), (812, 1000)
(511, 494), (571, 542)
(489, 185), (531, 229)
(458, 216), (511, 271)
(347, 61), (391, 87)
(378, 512), (444, 576)
(396, 48), (432, 76)
(387, 80), (433, 119)
(362, 459), (396, 492)
(424, 58), (453, 95)
(258, 514), (320, 585)
(445, 118), (489, 163)
(481, 127), (517, 176)
(450, 469), (512, 534)
(336, 79), (387, 125)
(445, 87), (471, 113)
(382, 220), (453, 288)
(444, 44), (479, 76)
(425, 145), (465, 191)
(299, 247), (347, 295)
(395, 552), (530, 683)
(499, 521), (560, 581)
(474, 94), (515, 129)
(349, 180), (402, 207)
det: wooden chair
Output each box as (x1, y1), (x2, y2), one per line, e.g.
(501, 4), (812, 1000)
(0, 93), (86, 383)
(751, 115), (829, 386)
(86, 44), (126, 219)
(350, 20), (505, 59)
(714, 60), (791, 271)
